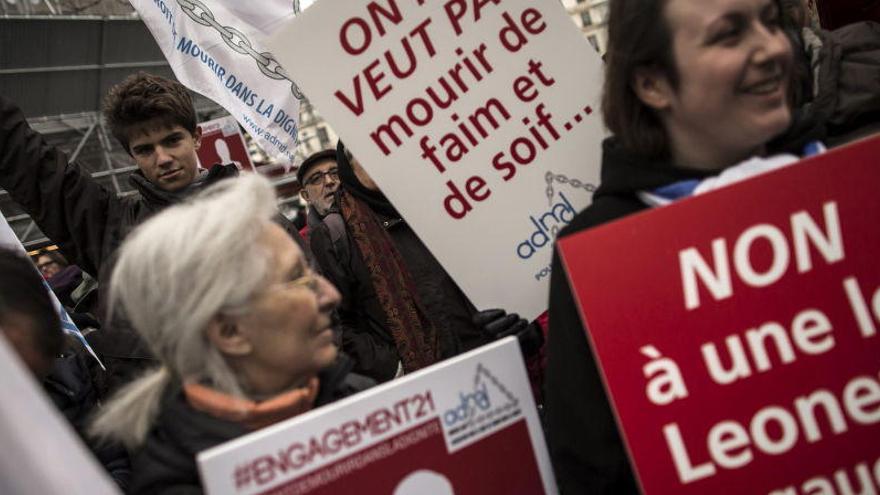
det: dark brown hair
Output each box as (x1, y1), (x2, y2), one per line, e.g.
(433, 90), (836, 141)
(102, 72), (197, 153)
(602, 0), (677, 160)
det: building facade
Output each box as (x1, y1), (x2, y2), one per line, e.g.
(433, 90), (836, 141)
(296, 100), (338, 158)
(561, 0), (609, 55)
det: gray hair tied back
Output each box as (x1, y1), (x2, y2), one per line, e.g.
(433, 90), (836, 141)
(90, 174), (279, 449)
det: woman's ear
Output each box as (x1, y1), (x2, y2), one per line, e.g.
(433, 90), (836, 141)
(632, 67), (674, 111)
(205, 315), (252, 357)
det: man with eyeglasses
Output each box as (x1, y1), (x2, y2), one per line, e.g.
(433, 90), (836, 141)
(297, 149), (341, 242)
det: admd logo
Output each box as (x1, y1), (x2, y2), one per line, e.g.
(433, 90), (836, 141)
(442, 364), (522, 447)
(517, 171), (596, 281)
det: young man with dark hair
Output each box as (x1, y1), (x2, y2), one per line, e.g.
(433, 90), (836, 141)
(0, 71), (308, 395)
(102, 73), (204, 193)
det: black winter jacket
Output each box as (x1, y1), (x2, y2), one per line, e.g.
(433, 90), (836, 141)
(310, 208), (491, 383)
(544, 139), (715, 494)
(44, 351), (132, 490)
(781, 21), (880, 149)
(129, 356), (373, 495)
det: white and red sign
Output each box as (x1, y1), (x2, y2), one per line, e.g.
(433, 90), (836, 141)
(197, 338), (556, 494)
(267, 0), (606, 320)
(558, 137), (880, 494)
(198, 116), (255, 171)
(0, 335), (118, 494)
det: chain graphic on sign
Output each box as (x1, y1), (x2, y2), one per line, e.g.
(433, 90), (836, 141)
(545, 171), (597, 206)
(177, 0), (304, 100)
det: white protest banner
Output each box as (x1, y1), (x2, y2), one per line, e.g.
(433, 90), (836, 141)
(0, 335), (119, 495)
(198, 338), (557, 494)
(132, 0), (301, 164)
(268, 0), (606, 320)
(0, 213), (104, 368)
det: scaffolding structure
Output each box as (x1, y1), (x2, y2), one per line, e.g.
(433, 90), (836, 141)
(0, 13), (309, 250)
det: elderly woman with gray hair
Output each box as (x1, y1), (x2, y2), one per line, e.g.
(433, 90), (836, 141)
(90, 174), (371, 494)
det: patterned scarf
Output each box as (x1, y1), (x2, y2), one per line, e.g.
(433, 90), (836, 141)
(338, 191), (443, 373)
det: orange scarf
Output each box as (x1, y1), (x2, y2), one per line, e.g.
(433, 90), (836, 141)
(183, 378), (320, 431)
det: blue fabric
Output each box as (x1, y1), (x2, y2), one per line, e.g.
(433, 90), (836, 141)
(649, 141), (824, 200)
(802, 140), (825, 157)
(649, 179), (700, 201)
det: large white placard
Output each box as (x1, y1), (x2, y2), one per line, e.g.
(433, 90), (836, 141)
(268, 0), (606, 319)
(198, 338), (556, 494)
(132, 0), (302, 164)
(0, 334), (119, 495)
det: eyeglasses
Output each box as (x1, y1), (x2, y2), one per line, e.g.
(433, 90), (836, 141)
(223, 269), (324, 317)
(304, 168), (339, 188)
(268, 269), (320, 294)
(36, 261), (58, 272)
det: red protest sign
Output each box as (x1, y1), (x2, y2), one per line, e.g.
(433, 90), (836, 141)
(197, 339), (556, 494)
(558, 136), (880, 494)
(198, 116), (255, 171)
(255, 418), (543, 495)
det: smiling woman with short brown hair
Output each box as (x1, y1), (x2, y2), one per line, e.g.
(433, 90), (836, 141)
(544, 0), (807, 492)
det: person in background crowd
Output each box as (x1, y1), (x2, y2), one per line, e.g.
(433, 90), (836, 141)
(0, 72), (308, 398)
(778, 0), (880, 148)
(33, 248), (83, 308)
(1, 248), (65, 378)
(544, 0), (815, 492)
(33, 248), (65, 280)
(296, 148), (341, 242)
(813, 0), (880, 29)
(90, 175), (371, 494)
(0, 248), (131, 489)
(308, 142), (544, 383)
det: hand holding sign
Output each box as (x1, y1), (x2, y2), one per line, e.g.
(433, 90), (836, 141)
(269, 0), (606, 320)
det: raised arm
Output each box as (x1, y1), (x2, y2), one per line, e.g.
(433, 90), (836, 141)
(0, 95), (120, 275)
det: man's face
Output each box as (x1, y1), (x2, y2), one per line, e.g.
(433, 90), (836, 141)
(300, 159), (340, 215)
(128, 121), (202, 192)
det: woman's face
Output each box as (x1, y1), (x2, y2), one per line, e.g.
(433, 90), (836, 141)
(235, 224), (340, 392)
(658, 0), (793, 169)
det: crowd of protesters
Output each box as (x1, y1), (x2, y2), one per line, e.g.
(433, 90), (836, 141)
(0, 0), (878, 493)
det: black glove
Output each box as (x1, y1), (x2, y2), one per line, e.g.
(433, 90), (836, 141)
(473, 309), (544, 357)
